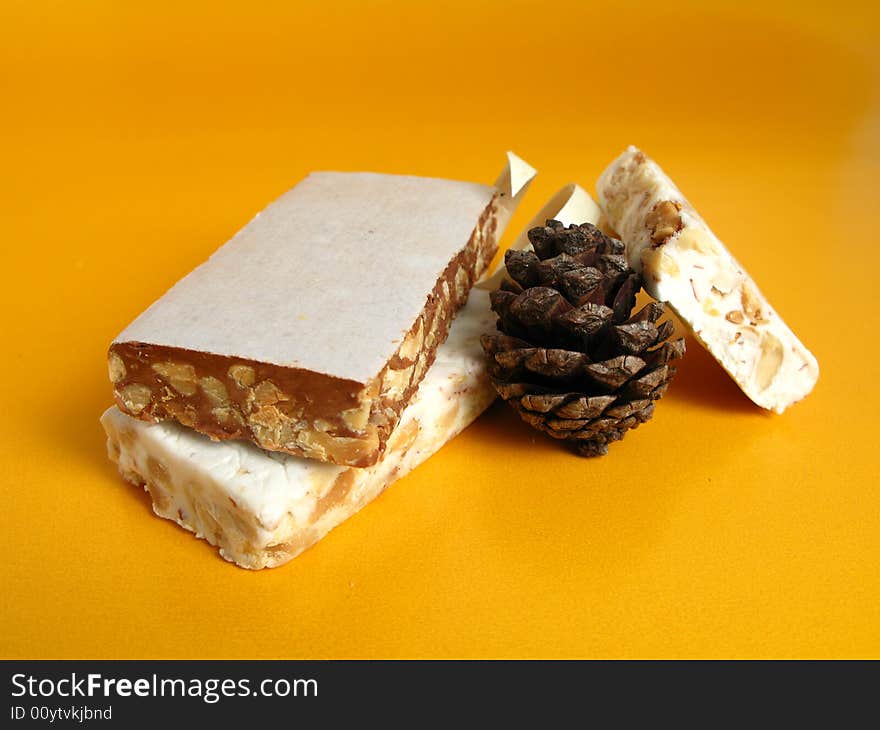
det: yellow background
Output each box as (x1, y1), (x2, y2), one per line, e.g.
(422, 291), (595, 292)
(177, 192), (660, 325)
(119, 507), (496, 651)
(2, 0), (878, 658)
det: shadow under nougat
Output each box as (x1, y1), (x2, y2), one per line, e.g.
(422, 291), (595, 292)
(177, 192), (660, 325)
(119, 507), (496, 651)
(668, 334), (768, 416)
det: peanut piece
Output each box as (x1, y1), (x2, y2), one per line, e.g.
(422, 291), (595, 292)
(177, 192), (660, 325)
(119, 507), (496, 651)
(711, 268), (740, 296)
(164, 400), (198, 427)
(381, 362), (413, 400)
(397, 318), (424, 363)
(253, 380), (287, 406)
(646, 200), (682, 244)
(228, 364), (256, 388)
(212, 406), (245, 428)
(297, 428), (378, 465)
(340, 399), (372, 432)
(740, 282), (768, 324)
(755, 333), (784, 391)
(454, 266), (470, 300)
(108, 352), (126, 383)
(151, 362), (197, 396)
(199, 376), (229, 406)
(118, 383), (152, 414)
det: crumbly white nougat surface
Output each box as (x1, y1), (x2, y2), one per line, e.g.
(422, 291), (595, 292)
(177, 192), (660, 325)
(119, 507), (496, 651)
(102, 290), (496, 569)
(597, 146), (818, 413)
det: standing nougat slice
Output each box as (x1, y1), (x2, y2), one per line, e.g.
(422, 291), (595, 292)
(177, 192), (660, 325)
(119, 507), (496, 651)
(597, 146), (818, 413)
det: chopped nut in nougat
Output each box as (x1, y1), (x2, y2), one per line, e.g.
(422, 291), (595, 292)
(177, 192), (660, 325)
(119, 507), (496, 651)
(101, 290), (497, 569)
(597, 146), (818, 413)
(109, 156), (534, 466)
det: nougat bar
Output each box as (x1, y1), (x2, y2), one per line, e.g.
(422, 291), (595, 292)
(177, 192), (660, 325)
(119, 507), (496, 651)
(597, 147), (819, 413)
(101, 290), (496, 570)
(109, 156), (533, 466)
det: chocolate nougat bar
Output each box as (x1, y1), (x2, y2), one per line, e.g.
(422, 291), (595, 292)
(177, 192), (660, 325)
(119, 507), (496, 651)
(109, 157), (534, 466)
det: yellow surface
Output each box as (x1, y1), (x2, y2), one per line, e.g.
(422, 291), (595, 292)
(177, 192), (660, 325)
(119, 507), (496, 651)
(2, 0), (878, 659)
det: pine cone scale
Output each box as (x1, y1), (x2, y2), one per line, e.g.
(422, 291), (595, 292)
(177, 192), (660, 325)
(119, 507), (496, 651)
(583, 356), (646, 390)
(554, 395), (617, 420)
(626, 301), (665, 324)
(613, 322), (660, 353)
(520, 393), (569, 412)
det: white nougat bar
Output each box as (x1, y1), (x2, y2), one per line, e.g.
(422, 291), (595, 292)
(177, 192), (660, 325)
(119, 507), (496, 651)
(101, 291), (496, 570)
(597, 146), (819, 413)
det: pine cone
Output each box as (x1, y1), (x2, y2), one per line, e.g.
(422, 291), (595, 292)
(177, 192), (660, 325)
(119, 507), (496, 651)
(481, 220), (685, 457)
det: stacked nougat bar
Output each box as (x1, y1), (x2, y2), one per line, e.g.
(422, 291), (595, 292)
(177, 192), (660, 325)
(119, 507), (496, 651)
(102, 157), (534, 568)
